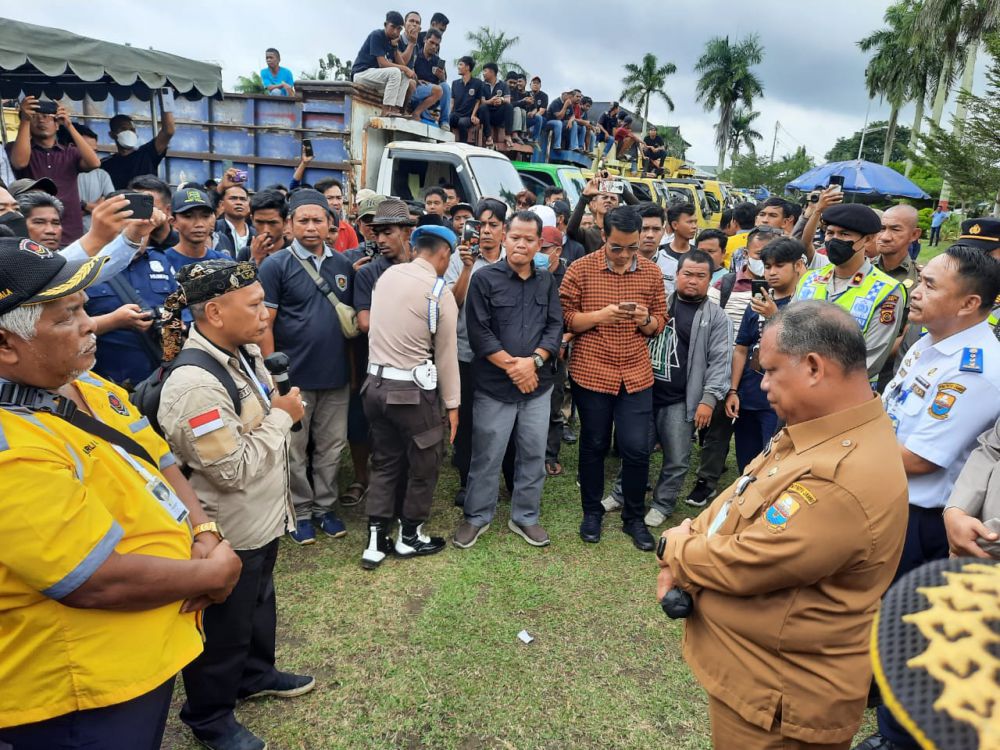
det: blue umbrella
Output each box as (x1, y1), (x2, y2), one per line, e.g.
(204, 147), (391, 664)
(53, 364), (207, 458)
(786, 159), (929, 199)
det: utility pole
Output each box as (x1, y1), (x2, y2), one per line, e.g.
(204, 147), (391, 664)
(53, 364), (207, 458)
(857, 100), (872, 161)
(770, 120), (779, 163)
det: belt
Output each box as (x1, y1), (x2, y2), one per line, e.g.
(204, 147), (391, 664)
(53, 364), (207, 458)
(368, 363), (416, 382)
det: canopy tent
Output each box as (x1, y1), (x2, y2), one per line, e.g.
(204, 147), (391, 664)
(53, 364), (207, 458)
(0, 18), (222, 101)
(786, 159), (930, 200)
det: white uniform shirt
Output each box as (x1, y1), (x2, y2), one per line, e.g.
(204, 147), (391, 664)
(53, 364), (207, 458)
(883, 320), (1000, 509)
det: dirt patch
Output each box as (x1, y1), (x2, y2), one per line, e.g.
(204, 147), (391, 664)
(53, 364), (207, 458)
(404, 586), (434, 615)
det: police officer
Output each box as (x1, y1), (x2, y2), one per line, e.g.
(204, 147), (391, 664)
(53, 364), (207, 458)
(795, 203), (904, 381)
(361, 224), (460, 569)
(860, 245), (1000, 750)
(873, 204), (921, 392)
(0, 238), (241, 749)
(658, 302), (908, 749)
(951, 217), (1000, 340)
(157, 260), (314, 750)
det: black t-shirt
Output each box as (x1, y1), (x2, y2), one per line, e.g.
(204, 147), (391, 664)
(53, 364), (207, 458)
(354, 255), (393, 312)
(512, 88), (533, 109)
(598, 112), (617, 134)
(482, 79), (508, 104)
(644, 134), (665, 150)
(413, 48), (443, 83)
(653, 296), (699, 408)
(352, 29), (396, 75)
(101, 140), (165, 190)
(531, 90), (549, 113)
(545, 97), (570, 121)
(451, 77), (485, 117)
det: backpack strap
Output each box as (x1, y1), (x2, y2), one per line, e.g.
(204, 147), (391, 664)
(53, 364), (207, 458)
(169, 349), (243, 417)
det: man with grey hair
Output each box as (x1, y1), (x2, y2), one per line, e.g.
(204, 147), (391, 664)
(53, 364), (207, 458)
(18, 190), (65, 250)
(658, 300), (908, 749)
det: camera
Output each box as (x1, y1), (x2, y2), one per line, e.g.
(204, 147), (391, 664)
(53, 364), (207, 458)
(362, 239), (380, 259)
(232, 169), (249, 184)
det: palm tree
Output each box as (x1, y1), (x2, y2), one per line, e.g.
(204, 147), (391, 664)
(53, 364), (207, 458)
(620, 53), (677, 132)
(728, 107), (763, 166)
(463, 27), (523, 76)
(235, 71), (266, 94)
(695, 34), (765, 173)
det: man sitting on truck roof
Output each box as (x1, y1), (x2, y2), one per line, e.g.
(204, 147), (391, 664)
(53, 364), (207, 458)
(351, 11), (417, 118)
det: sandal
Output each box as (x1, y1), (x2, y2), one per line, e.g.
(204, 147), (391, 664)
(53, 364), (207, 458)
(484, 139), (495, 148)
(340, 482), (367, 507)
(545, 461), (563, 477)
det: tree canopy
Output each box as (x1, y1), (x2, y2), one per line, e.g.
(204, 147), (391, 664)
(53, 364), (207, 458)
(825, 121), (912, 163)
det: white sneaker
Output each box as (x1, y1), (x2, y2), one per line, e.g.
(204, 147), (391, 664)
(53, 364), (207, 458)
(644, 508), (668, 527)
(601, 494), (623, 512)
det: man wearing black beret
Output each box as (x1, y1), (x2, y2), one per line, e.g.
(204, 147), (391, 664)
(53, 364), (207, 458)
(794, 203), (904, 380)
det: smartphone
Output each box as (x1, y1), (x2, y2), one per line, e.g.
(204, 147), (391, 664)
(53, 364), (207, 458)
(598, 179), (625, 195)
(302, 139), (313, 158)
(751, 279), (771, 299)
(35, 100), (57, 115)
(619, 302), (637, 312)
(828, 174), (845, 193)
(109, 191), (154, 220)
(233, 169), (249, 184)
(461, 219), (481, 246)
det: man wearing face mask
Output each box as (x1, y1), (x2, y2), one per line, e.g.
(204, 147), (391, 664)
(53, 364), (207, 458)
(101, 101), (176, 190)
(794, 204), (904, 381)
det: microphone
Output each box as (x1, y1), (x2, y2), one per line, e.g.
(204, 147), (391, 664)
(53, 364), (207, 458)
(263, 352), (302, 432)
(661, 589), (694, 619)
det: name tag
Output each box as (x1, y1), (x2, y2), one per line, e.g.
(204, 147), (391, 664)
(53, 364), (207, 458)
(111, 445), (189, 524)
(707, 501), (731, 538)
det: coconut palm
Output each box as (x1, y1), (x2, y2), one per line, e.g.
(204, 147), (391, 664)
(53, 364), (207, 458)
(235, 71), (266, 94)
(728, 107), (763, 165)
(620, 53), (677, 132)
(694, 34), (765, 173)
(463, 27), (523, 76)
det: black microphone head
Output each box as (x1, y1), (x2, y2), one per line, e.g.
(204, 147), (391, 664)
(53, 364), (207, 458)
(263, 352), (290, 375)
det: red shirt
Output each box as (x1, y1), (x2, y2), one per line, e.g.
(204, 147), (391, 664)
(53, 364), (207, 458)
(334, 220), (359, 252)
(560, 249), (668, 394)
(9, 141), (85, 244)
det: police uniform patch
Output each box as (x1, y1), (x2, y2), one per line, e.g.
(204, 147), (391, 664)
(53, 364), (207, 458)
(107, 392), (129, 416)
(335, 274), (348, 291)
(786, 482), (816, 505)
(903, 278), (914, 289)
(765, 493), (801, 532)
(880, 294), (900, 325)
(959, 347), (983, 373)
(149, 259), (165, 273)
(18, 239), (52, 258)
(911, 384), (926, 399)
(928, 386), (961, 420)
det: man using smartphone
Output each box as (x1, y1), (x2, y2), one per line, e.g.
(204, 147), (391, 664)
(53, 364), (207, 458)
(102, 93), (176, 190)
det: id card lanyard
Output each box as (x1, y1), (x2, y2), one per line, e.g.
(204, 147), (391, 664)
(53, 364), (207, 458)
(110, 444), (189, 525)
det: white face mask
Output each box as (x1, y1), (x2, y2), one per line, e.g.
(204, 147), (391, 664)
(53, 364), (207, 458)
(747, 258), (765, 277)
(115, 130), (139, 149)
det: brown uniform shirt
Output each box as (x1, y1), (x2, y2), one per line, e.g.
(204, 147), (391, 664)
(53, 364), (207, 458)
(367, 257), (460, 409)
(947, 415), (1000, 524)
(663, 396), (908, 745)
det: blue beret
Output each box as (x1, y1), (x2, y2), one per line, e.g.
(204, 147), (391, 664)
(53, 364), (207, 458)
(411, 225), (457, 251)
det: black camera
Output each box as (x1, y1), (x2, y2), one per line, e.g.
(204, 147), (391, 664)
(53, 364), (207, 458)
(362, 239), (380, 259)
(141, 306), (168, 326)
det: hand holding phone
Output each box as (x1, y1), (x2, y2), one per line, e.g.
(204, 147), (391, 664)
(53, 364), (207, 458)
(108, 191), (155, 220)
(302, 139), (314, 159)
(828, 174), (845, 194)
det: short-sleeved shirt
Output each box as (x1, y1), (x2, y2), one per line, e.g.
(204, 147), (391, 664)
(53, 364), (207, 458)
(353, 29), (396, 75)
(259, 242), (354, 391)
(414, 49), (443, 83)
(260, 65), (295, 94)
(85, 249), (178, 386)
(466, 261), (563, 403)
(531, 90), (549, 113)
(598, 111), (617, 134)
(101, 140), (166, 190)
(164, 246), (231, 274)
(644, 134), (665, 150)
(353, 254), (393, 312)
(451, 77), (485, 118)
(77, 168), (116, 231)
(444, 248), (506, 362)
(735, 296), (792, 411)
(10, 141), (86, 243)
(882, 320), (1000, 509)
(930, 210), (950, 228)
(0, 371), (200, 728)
(482, 79), (508, 106)
(546, 98), (571, 121)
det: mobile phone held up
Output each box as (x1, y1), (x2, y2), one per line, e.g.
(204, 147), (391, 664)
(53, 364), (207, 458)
(751, 279), (770, 300)
(598, 179), (625, 195)
(462, 219), (481, 255)
(35, 100), (58, 115)
(828, 174), (845, 194)
(108, 191), (155, 220)
(302, 139), (313, 159)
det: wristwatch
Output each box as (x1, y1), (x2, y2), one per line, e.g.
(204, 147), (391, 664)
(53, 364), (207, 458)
(532, 353), (545, 369)
(192, 521), (224, 542)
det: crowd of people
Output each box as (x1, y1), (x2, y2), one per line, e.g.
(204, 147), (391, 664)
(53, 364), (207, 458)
(1, 12), (1000, 750)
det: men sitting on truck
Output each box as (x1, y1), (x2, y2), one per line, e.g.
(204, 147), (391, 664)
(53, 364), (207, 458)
(351, 11), (417, 118)
(450, 56), (486, 144)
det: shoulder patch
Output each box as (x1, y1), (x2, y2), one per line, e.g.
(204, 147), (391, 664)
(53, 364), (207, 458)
(928, 383), (964, 420)
(786, 482), (817, 505)
(764, 493), (801, 533)
(335, 273), (348, 291)
(959, 347), (983, 374)
(880, 294), (900, 325)
(188, 409), (225, 437)
(108, 392), (130, 416)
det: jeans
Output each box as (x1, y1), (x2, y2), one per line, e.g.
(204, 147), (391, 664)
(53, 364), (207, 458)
(412, 82), (443, 120)
(733, 408), (778, 473)
(438, 80), (451, 122)
(541, 119), (563, 162)
(695, 401), (735, 490)
(450, 114), (476, 143)
(528, 114), (544, 143)
(546, 359), (568, 462)
(929, 225), (942, 245)
(573, 382), (652, 525)
(573, 122), (586, 150)
(464, 388), (551, 527)
(595, 131), (615, 156)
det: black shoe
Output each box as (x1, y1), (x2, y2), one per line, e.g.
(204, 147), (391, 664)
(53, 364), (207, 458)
(195, 724), (266, 750)
(454, 486), (467, 507)
(579, 513), (602, 543)
(851, 735), (904, 750)
(240, 671), (316, 701)
(623, 521), (655, 551)
(686, 479), (714, 508)
(361, 519), (393, 570)
(395, 520), (446, 557)
(562, 425), (577, 444)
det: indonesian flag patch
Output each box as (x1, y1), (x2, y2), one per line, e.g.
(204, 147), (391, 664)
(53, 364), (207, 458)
(189, 409), (225, 437)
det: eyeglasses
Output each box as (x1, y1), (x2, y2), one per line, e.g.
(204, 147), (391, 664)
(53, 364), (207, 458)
(749, 226), (784, 238)
(607, 243), (639, 254)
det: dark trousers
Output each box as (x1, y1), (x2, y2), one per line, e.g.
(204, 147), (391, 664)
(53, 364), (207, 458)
(181, 539), (280, 741)
(733, 408), (778, 473)
(363, 376), (444, 522)
(0, 678), (174, 750)
(875, 505), (949, 748)
(696, 401), (735, 488)
(929, 225), (942, 246)
(449, 114), (476, 143)
(452, 361), (475, 487)
(481, 103), (513, 139)
(546, 359), (568, 462)
(573, 382), (652, 525)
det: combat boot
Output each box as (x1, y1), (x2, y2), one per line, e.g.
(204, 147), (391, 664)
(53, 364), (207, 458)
(394, 519), (445, 558)
(361, 518), (393, 570)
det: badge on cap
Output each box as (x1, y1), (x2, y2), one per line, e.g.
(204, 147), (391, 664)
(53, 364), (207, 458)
(970, 223), (982, 235)
(19, 239), (52, 258)
(959, 347), (983, 373)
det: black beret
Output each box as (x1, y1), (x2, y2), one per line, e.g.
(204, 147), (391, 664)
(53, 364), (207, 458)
(821, 203), (882, 235)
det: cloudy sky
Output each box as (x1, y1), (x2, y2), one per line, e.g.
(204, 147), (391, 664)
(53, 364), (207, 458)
(4, 1), (986, 166)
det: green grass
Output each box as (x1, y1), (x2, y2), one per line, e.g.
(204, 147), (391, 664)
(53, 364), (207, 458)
(162, 437), (878, 749)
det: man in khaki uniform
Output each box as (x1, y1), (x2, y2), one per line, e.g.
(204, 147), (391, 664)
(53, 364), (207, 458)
(157, 260), (314, 750)
(658, 301), (908, 749)
(944, 414), (1000, 558)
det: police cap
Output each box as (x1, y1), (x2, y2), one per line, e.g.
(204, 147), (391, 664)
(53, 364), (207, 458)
(821, 203), (882, 235)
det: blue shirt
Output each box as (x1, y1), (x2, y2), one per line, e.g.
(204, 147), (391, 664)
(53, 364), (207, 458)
(352, 30), (396, 76)
(260, 66), (295, 95)
(930, 210), (950, 228)
(353, 255), (393, 312)
(466, 261), (563, 403)
(259, 242), (354, 391)
(85, 249), (178, 386)
(163, 247), (230, 274)
(734, 295), (791, 411)
(882, 320), (1000, 508)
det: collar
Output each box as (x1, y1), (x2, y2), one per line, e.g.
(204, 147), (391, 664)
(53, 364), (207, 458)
(411, 257), (437, 275)
(225, 218), (248, 237)
(188, 324), (237, 364)
(601, 248), (637, 273)
(31, 140), (65, 152)
(290, 239), (333, 260)
(504, 259), (536, 279)
(927, 320), (993, 356)
(785, 395), (885, 455)
(835, 258), (872, 286)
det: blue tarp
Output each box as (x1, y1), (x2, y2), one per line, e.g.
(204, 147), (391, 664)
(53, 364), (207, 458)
(786, 159), (929, 199)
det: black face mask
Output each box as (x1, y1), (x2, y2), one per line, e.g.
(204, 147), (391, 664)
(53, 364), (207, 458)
(825, 237), (857, 266)
(0, 211), (27, 238)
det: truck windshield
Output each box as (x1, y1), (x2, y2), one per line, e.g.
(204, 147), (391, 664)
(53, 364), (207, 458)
(469, 156), (524, 209)
(556, 169), (584, 207)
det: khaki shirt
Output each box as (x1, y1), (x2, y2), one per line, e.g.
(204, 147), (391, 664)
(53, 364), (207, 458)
(368, 257), (460, 409)
(158, 326), (294, 550)
(947, 415), (1000, 523)
(663, 397), (908, 745)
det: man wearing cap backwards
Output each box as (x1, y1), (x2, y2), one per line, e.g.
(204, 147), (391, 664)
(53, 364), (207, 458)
(361, 224), (459, 569)
(259, 189), (356, 546)
(794, 203), (904, 381)
(0, 238), (242, 749)
(157, 260), (314, 750)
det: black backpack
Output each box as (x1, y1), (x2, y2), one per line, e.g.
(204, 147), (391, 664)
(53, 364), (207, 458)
(130, 349), (243, 436)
